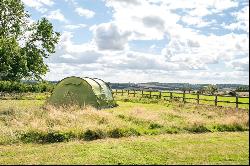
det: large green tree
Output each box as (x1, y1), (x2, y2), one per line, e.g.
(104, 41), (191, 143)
(0, 0), (60, 81)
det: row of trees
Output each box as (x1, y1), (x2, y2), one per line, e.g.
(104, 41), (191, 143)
(181, 84), (218, 95)
(236, 86), (249, 92)
(0, 81), (55, 93)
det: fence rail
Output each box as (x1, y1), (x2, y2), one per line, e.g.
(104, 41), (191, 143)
(112, 89), (249, 109)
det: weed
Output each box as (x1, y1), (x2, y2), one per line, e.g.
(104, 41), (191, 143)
(149, 123), (163, 129)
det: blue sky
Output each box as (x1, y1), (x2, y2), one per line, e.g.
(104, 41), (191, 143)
(21, 0), (249, 84)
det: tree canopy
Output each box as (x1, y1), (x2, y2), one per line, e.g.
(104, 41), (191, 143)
(0, 0), (60, 81)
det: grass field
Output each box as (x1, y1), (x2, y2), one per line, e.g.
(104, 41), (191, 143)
(0, 132), (248, 165)
(0, 98), (249, 164)
(1, 90), (249, 109)
(113, 90), (249, 109)
(0, 100), (249, 144)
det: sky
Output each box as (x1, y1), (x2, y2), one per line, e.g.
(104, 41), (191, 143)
(21, 0), (249, 84)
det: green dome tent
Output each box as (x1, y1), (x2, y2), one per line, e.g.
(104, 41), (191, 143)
(47, 76), (116, 108)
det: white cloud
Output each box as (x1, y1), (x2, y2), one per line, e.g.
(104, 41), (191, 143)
(42, 0), (248, 84)
(142, 16), (165, 30)
(105, 0), (180, 40)
(228, 57), (249, 71)
(146, 0), (238, 29)
(91, 23), (131, 50)
(47, 31), (101, 65)
(64, 24), (87, 30)
(64, 0), (77, 6)
(224, 6), (249, 32)
(22, 0), (54, 13)
(108, 0), (141, 6)
(75, 7), (95, 19)
(45, 9), (68, 23)
(181, 15), (215, 28)
(159, 0), (238, 12)
(162, 33), (249, 68)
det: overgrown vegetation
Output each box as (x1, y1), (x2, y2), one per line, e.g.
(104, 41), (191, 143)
(0, 100), (248, 144)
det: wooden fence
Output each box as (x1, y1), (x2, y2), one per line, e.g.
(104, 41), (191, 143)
(112, 89), (249, 109)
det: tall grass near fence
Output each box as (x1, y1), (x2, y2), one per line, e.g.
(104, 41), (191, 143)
(0, 100), (248, 144)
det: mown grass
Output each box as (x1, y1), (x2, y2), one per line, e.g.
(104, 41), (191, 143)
(0, 132), (248, 165)
(0, 99), (248, 144)
(1, 91), (249, 109)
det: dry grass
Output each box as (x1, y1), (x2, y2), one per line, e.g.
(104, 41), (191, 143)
(0, 100), (248, 144)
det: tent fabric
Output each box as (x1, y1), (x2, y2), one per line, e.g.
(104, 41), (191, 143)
(93, 78), (113, 101)
(47, 76), (115, 108)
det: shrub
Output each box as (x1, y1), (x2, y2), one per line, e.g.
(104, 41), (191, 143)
(108, 128), (124, 138)
(185, 125), (211, 133)
(164, 126), (181, 134)
(125, 128), (141, 136)
(19, 131), (75, 143)
(81, 129), (106, 141)
(20, 131), (44, 143)
(0, 81), (55, 93)
(149, 123), (163, 129)
(42, 131), (75, 143)
(212, 124), (246, 132)
(108, 128), (141, 138)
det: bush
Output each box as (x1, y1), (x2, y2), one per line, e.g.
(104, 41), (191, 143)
(81, 129), (106, 141)
(42, 131), (75, 143)
(185, 125), (211, 133)
(108, 128), (124, 138)
(164, 126), (181, 134)
(19, 131), (75, 143)
(212, 124), (246, 132)
(108, 128), (141, 138)
(0, 81), (55, 93)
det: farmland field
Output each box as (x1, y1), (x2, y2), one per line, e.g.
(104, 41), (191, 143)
(112, 89), (249, 109)
(0, 97), (249, 164)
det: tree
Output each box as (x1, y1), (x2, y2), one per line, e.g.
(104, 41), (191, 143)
(197, 87), (206, 94)
(0, 0), (60, 81)
(205, 85), (218, 95)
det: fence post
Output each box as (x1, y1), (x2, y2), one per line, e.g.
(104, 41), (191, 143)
(133, 90), (136, 97)
(197, 93), (199, 104)
(121, 89), (124, 96)
(183, 91), (186, 103)
(170, 92), (172, 100)
(116, 89), (117, 95)
(127, 90), (129, 95)
(159, 91), (161, 99)
(236, 95), (239, 110)
(149, 91), (152, 98)
(215, 95), (218, 106)
(141, 90), (144, 97)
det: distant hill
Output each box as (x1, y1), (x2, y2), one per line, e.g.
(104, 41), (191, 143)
(108, 82), (249, 91)
(23, 80), (249, 92)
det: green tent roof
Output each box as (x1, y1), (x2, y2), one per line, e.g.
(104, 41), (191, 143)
(47, 76), (115, 108)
